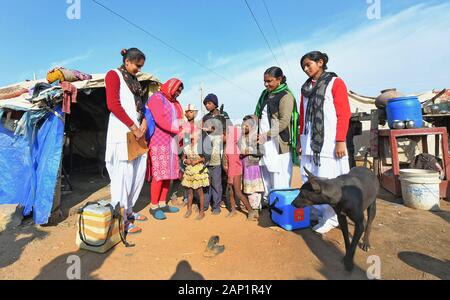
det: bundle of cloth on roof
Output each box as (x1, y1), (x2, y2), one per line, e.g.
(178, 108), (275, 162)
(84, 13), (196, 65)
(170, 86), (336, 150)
(46, 67), (92, 84)
(0, 85), (29, 100)
(0, 81), (77, 115)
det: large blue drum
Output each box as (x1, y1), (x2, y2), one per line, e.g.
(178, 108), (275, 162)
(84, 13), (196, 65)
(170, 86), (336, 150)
(386, 96), (423, 129)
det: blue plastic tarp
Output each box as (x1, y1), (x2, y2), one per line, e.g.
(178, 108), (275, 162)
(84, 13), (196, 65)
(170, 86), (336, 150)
(0, 106), (64, 224)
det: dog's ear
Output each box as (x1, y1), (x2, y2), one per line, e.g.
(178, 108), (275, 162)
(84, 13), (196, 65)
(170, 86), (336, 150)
(304, 167), (315, 179)
(309, 177), (322, 193)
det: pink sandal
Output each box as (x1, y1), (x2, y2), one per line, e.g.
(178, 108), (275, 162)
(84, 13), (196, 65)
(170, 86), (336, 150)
(127, 212), (148, 222)
(125, 223), (142, 234)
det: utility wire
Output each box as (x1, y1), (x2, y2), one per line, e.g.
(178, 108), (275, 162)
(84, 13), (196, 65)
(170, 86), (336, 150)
(243, 0), (281, 67)
(262, 0), (294, 75)
(91, 0), (256, 97)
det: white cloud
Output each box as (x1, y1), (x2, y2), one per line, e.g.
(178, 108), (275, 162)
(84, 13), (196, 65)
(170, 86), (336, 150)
(210, 56), (232, 69)
(180, 3), (450, 121)
(50, 50), (94, 68)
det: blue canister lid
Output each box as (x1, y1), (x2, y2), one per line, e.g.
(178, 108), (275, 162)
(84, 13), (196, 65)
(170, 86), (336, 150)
(389, 96), (419, 103)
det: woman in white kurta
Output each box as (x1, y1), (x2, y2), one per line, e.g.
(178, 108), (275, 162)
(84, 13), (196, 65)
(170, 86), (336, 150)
(299, 51), (351, 234)
(105, 48), (148, 234)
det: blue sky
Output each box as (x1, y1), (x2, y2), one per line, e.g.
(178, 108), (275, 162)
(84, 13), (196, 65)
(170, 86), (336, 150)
(1, 0), (449, 120)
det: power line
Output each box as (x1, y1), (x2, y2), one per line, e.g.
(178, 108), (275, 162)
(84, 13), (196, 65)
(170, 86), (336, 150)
(91, 0), (256, 97)
(243, 0), (281, 67)
(261, 0), (294, 75)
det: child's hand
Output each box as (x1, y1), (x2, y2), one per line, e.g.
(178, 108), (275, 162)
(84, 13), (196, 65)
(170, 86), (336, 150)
(184, 159), (192, 166)
(202, 126), (214, 133)
(257, 133), (267, 144)
(194, 158), (204, 166)
(223, 157), (228, 172)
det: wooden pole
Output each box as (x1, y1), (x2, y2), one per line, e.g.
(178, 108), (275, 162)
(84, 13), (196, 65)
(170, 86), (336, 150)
(199, 82), (205, 118)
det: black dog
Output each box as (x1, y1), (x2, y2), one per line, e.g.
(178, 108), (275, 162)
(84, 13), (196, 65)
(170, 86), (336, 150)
(292, 167), (379, 271)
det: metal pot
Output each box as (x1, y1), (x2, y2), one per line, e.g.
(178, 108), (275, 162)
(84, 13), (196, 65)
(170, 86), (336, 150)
(375, 88), (404, 109)
(430, 104), (440, 114)
(405, 120), (416, 129)
(392, 121), (406, 129)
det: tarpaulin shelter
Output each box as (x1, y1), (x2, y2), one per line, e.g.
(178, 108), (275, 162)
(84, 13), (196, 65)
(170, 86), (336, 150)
(0, 72), (160, 225)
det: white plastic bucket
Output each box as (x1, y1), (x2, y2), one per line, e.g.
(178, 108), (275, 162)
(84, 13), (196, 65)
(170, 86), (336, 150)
(399, 169), (441, 211)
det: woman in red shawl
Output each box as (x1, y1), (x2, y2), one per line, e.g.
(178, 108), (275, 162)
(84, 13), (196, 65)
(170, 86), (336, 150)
(146, 78), (184, 220)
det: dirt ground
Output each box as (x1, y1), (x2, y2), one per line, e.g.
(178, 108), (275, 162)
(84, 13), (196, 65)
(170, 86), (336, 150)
(1, 166), (450, 280)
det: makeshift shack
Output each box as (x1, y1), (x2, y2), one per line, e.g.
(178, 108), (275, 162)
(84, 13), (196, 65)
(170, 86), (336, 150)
(0, 72), (161, 225)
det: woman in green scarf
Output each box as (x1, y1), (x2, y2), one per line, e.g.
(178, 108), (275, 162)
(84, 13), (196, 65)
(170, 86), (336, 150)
(254, 67), (299, 202)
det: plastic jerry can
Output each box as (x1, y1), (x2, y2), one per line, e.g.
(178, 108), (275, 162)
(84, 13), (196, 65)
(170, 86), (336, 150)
(268, 189), (311, 231)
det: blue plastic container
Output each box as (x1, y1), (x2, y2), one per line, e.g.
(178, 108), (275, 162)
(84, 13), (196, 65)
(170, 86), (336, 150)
(386, 96), (423, 129)
(268, 189), (311, 231)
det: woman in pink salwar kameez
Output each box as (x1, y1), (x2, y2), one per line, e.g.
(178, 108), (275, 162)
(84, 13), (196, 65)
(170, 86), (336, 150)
(146, 78), (184, 220)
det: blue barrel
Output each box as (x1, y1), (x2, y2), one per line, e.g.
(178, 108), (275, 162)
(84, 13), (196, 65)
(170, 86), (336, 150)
(386, 96), (423, 129)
